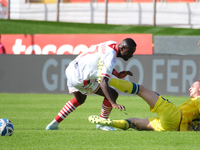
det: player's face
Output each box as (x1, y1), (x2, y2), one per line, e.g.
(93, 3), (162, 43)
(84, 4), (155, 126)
(189, 81), (200, 98)
(121, 47), (136, 61)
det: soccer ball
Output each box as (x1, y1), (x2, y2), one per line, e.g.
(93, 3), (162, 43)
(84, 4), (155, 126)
(0, 118), (14, 136)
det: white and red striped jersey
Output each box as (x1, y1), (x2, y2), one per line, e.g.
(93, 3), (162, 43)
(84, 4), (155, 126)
(66, 40), (119, 94)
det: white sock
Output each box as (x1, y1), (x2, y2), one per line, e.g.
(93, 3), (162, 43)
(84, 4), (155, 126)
(50, 119), (59, 126)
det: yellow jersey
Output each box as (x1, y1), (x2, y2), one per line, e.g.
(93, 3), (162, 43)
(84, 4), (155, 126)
(178, 97), (200, 131)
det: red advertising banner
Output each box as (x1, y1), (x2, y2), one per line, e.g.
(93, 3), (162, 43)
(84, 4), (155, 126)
(1, 34), (153, 55)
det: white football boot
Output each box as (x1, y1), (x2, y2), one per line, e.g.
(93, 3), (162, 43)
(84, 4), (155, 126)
(88, 115), (117, 131)
(46, 119), (60, 130)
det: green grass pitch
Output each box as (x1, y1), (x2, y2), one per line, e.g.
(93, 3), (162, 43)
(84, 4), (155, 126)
(1, 19), (200, 35)
(1, 93), (200, 150)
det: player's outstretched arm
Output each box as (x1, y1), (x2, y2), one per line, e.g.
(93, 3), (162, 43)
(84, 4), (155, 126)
(100, 76), (125, 111)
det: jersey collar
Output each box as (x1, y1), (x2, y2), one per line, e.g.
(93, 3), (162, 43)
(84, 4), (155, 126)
(108, 44), (119, 56)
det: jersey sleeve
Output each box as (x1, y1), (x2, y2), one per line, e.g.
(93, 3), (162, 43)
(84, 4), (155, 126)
(98, 42), (117, 82)
(102, 53), (116, 76)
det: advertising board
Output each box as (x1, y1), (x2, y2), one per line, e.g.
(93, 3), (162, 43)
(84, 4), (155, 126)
(1, 54), (199, 96)
(1, 34), (153, 55)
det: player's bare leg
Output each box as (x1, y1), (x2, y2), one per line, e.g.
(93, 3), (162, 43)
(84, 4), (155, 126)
(88, 116), (155, 131)
(109, 78), (159, 109)
(137, 85), (158, 109)
(128, 118), (155, 131)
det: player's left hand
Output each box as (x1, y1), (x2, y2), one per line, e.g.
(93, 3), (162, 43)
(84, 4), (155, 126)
(118, 71), (133, 78)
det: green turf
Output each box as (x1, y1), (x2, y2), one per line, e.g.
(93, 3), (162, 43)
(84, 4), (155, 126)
(1, 93), (200, 150)
(1, 19), (200, 35)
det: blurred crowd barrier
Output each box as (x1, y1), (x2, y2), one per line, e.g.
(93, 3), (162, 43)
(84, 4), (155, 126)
(27, 0), (199, 3)
(0, 0), (200, 28)
(154, 36), (200, 55)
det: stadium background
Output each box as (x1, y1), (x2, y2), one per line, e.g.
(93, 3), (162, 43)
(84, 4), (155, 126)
(0, 0), (200, 96)
(1, 1), (200, 150)
(1, 0), (200, 28)
(0, 24), (200, 96)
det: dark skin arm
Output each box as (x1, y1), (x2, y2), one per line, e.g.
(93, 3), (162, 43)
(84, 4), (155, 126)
(99, 76), (125, 111)
(118, 71), (133, 78)
(112, 69), (133, 78)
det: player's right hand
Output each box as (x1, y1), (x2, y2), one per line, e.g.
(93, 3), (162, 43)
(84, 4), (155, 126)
(112, 103), (126, 111)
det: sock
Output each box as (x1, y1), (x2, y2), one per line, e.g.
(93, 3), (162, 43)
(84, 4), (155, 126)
(100, 98), (112, 119)
(112, 119), (131, 130)
(55, 97), (81, 123)
(109, 78), (139, 94)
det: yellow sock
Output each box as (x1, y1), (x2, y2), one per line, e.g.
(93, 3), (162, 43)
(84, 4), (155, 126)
(110, 78), (139, 94)
(112, 119), (131, 130)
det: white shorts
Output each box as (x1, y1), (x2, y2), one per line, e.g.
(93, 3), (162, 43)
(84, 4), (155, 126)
(65, 63), (100, 95)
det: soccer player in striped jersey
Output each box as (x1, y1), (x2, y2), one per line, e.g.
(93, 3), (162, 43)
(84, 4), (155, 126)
(89, 79), (200, 131)
(46, 38), (137, 131)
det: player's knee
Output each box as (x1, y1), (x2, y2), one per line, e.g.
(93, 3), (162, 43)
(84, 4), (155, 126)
(74, 94), (87, 104)
(77, 99), (86, 104)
